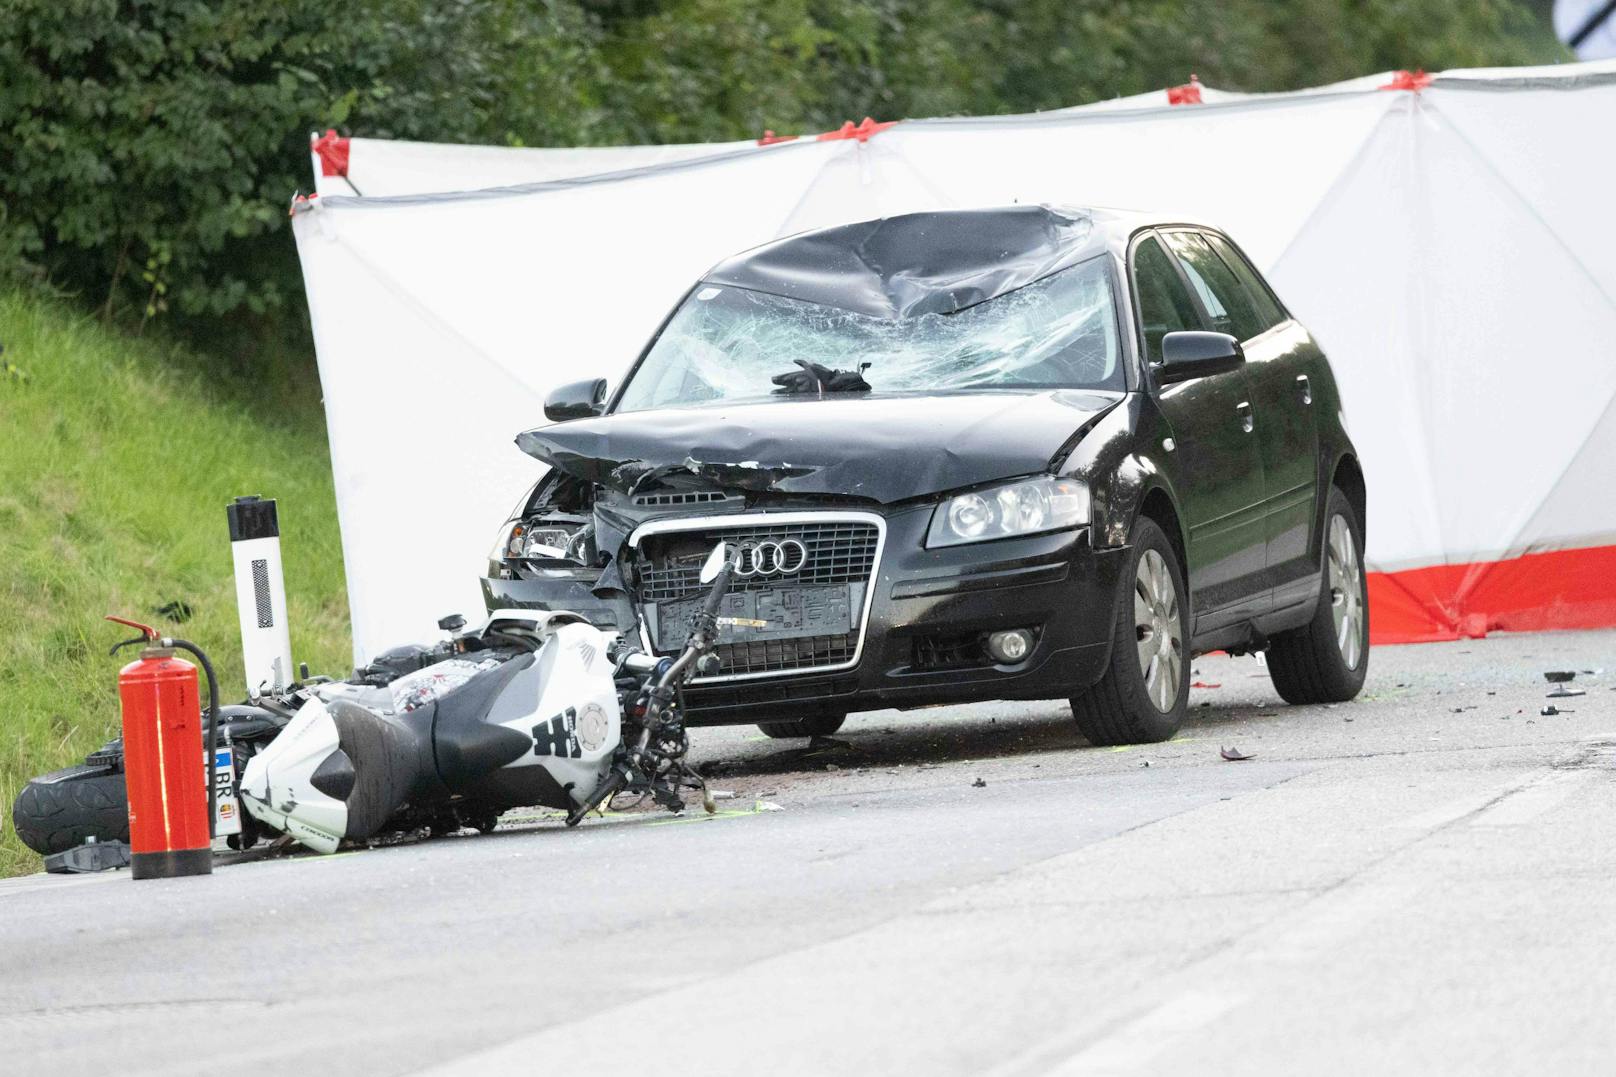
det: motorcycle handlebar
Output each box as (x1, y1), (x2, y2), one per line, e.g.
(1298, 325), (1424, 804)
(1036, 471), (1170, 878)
(699, 562), (733, 620)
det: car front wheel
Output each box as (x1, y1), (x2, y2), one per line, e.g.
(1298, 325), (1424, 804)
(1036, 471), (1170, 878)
(1070, 516), (1189, 745)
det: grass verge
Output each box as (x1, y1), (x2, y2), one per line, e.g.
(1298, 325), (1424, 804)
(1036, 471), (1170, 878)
(0, 291), (351, 877)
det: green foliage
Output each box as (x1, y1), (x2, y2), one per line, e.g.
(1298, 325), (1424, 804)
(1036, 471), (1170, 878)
(0, 288), (351, 878)
(0, 0), (1567, 336)
(0, 0), (603, 328)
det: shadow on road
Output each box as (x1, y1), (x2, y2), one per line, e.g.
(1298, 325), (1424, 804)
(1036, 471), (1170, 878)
(696, 697), (1308, 779)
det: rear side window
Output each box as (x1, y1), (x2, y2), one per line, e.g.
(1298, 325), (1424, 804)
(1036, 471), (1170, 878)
(1161, 231), (1279, 343)
(1131, 235), (1203, 365)
(1203, 233), (1285, 331)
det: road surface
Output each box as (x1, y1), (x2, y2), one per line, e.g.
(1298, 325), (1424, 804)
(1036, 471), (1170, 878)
(3, 630), (1613, 1075)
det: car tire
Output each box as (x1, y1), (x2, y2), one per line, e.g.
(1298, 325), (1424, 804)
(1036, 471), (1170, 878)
(1071, 516), (1189, 746)
(757, 714), (847, 739)
(1267, 486), (1369, 704)
(11, 767), (130, 855)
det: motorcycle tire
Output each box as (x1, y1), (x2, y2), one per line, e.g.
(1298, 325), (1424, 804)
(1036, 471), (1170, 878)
(11, 766), (130, 855)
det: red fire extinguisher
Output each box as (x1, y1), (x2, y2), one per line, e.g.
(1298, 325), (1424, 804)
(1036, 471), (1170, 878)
(106, 616), (221, 880)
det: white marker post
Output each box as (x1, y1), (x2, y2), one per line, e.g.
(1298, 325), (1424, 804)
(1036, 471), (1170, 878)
(227, 496), (294, 699)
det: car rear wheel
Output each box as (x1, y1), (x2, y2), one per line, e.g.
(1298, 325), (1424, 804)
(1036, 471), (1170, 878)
(1267, 486), (1369, 704)
(1070, 516), (1188, 745)
(757, 714), (847, 739)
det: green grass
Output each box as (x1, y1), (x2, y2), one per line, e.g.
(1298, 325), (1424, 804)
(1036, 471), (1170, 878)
(0, 291), (351, 877)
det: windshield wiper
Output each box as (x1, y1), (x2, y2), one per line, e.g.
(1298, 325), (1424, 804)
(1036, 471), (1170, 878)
(770, 359), (872, 397)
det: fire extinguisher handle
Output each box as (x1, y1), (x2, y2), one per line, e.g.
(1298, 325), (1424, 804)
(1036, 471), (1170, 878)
(105, 614), (161, 655)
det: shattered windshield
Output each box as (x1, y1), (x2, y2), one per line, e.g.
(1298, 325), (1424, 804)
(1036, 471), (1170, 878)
(615, 256), (1121, 412)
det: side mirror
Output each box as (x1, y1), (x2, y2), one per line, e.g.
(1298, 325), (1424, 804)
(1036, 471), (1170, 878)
(699, 541), (731, 584)
(1156, 332), (1244, 385)
(544, 378), (608, 422)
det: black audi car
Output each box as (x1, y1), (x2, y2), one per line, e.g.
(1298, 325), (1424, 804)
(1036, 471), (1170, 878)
(483, 205), (1367, 746)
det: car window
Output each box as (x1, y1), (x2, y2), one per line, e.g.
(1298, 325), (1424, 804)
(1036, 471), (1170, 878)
(1203, 233), (1286, 331)
(1131, 235), (1203, 365)
(615, 256), (1123, 412)
(1161, 231), (1274, 342)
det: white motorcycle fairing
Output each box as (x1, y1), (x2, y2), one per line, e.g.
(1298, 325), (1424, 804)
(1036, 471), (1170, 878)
(236, 697), (349, 854)
(239, 613), (623, 853)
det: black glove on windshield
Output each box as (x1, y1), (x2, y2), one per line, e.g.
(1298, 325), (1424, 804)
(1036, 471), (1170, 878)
(770, 359), (872, 396)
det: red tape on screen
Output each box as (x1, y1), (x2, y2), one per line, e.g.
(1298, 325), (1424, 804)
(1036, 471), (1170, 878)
(1368, 544), (1616, 643)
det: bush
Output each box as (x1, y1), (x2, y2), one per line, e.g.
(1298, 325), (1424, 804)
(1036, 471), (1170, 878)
(0, 0), (602, 328)
(0, 0), (1565, 340)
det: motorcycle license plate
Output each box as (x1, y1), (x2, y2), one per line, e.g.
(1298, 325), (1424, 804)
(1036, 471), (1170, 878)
(650, 583), (860, 651)
(211, 744), (241, 839)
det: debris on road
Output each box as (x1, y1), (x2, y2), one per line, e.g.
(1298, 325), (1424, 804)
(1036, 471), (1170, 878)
(1541, 705), (1574, 716)
(1191, 681), (1222, 689)
(755, 800), (785, 812)
(1545, 671), (1586, 698)
(800, 735), (855, 758)
(44, 839), (131, 874)
(971, 777), (987, 788)
(710, 790), (736, 800)
(1219, 746), (1255, 761)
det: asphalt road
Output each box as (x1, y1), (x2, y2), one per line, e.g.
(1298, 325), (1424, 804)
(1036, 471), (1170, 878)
(3, 629), (1613, 1076)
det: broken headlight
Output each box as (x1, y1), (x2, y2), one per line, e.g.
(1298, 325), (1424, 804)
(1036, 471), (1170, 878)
(926, 477), (1089, 548)
(492, 521), (586, 562)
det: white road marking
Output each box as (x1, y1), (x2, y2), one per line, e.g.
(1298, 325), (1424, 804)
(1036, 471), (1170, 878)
(1470, 770), (1593, 827)
(1247, 882), (1417, 964)
(1043, 991), (1246, 1076)
(1393, 771), (1545, 830)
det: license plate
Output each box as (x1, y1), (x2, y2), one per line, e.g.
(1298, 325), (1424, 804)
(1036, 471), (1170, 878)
(650, 583), (860, 651)
(211, 744), (241, 839)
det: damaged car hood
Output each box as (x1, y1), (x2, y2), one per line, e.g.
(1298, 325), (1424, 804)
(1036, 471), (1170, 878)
(702, 205), (1098, 319)
(515, 390), (1122, 503)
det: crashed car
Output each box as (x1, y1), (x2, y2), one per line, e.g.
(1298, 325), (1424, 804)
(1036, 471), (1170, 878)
(485, 205), (1368, 746)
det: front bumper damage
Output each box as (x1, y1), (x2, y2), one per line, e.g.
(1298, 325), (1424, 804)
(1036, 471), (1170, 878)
(483, 499), (1128, 725)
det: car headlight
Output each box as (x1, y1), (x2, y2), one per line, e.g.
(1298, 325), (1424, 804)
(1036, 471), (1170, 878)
(926, 477), (1089, 547)
(491, 521), (578, 562)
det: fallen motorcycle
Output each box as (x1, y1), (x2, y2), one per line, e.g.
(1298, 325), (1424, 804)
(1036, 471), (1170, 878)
(241, 540), (734, 851)
(12, 540), (736, 857)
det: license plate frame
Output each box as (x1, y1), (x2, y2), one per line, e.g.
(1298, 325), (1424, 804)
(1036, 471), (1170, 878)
(649, 582), (862, 651)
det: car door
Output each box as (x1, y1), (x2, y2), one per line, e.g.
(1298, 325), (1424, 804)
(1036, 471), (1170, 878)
(1131, 232), (1268, 624)
(1160, 230), (1319, 609)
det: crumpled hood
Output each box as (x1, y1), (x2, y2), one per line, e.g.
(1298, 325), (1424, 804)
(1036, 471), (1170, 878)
(703, 205), (1097, 319)
(515, 390), (1122, 503)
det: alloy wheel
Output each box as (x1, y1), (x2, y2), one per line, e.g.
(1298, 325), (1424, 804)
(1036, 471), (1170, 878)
(1327, 513), (1365, 670)
(1133, 548), (1183, 712)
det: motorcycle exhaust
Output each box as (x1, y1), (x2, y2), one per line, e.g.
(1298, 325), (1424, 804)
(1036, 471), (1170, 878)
(227, 495), (294, 699)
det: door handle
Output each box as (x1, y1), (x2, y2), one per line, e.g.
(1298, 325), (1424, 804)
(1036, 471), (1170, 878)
(1296, 374), (1312, 405)
(1236, 400), (1254, 433)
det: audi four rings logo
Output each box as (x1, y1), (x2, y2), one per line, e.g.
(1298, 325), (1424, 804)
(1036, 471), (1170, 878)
(732, 539), (809, 577)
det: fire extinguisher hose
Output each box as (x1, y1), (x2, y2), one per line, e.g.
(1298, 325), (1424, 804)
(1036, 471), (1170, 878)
(164, 638), (221, 840)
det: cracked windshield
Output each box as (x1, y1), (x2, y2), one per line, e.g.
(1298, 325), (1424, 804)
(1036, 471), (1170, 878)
(615, 256), (1121, 412)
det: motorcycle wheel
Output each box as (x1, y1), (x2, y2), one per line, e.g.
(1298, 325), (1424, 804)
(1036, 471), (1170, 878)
(11, 767), (130, 855)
